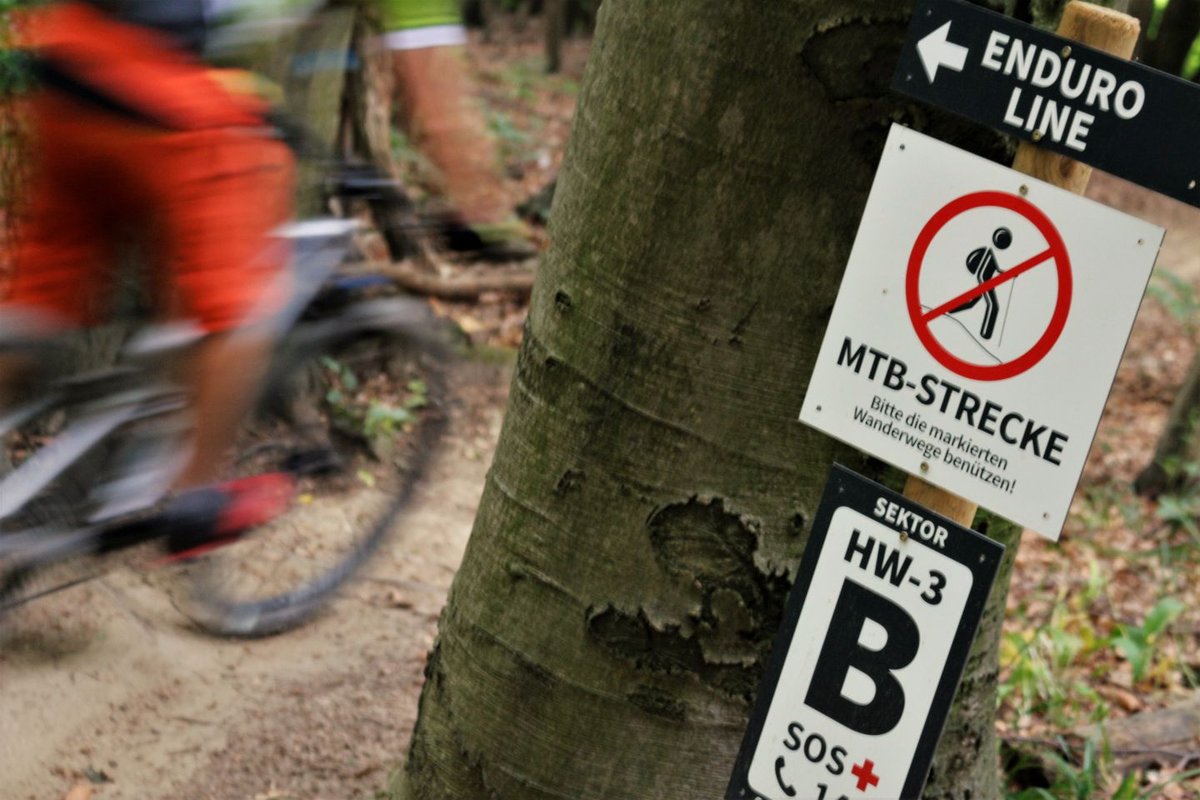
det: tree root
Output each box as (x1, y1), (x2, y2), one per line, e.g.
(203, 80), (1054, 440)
(367, 259), (537, 300)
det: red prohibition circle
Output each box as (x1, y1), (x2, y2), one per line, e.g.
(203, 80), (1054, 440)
(905, 191), (1072, 382)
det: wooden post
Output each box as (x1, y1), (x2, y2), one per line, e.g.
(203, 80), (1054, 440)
(903, 1), (1141, 526)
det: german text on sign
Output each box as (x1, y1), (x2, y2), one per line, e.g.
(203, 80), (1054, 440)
(799, 125), (1162, 538)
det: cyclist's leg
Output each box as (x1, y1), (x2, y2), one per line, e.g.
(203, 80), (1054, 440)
(381, 0), (533, 255)
(153, 126), (295, 488)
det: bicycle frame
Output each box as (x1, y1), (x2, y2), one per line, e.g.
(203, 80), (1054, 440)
(0, 216), (365, 534)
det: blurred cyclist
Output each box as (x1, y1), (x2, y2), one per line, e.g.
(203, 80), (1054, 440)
(3, 0), (527, 539)
(5, 0), (295, 530)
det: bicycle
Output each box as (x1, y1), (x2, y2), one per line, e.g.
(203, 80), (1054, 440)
(0, 161), (452, 637)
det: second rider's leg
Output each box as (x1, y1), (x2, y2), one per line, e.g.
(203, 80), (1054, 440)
(381, 0), (534, 259)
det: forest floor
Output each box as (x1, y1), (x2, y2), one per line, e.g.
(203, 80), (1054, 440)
(4, 16), (1200, 800)
(999, 173), (1200, 798)
(0, 358), (511, 800)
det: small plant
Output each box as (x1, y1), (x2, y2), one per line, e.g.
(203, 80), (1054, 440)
(999, 595), (1109, 727)
(1007, 737), (1109, 800)
(1077, 482), (1144, 533)
(500, 57), (541, 102)
(1, 1), (31, 273)
(1007, 737), (1200, 800)
(1109, 596), (1185, 685)
(1155, 490), (1200, 536)
(487, 108), (530, 150)
(363, 380), (428, 438)
(1147, 268), (1200, 335)
(388, 128), (434, 198)
(1154, 495), (1200, 568)
(320, 359), (427, 440)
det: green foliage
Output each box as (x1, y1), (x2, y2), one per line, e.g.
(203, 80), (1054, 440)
(1109, 596), (1185, 684)
(1002, 585), (1188, 732)
(388, 128), (434, 199)
(0, 49), (30, 97)
(1000, 592), (1109, 727)
(319, 357), (427, 448)
(1008, 738), (1109, 800)
(363, 379), (428, 438)
(487, 108), (529, 145)
(1150, 478), (1200, 565)
(500, 56), (541, 103)
(1147, 268), (1200, 336)
(1006, 734), (1200, 800)
(1184, 32), (1200, 80)
(1076, 482), (1144, 533)
(1155, 492), (1200, 539)
(1147, 0), (1170, 41)
(1, 0), (31, 225)
(1007, 740), (1200, 800)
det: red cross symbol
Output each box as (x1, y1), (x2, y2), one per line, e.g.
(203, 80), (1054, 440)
(851, 759), (881, 792)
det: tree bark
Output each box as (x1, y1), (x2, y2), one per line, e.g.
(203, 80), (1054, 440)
(1135, 354), (1200, 496)
(387, 2), (1081, 799)
(544, 0), (564, 73)
(1127, 0), (1156, 59)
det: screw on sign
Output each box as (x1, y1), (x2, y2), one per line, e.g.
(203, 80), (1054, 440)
(905, 191), (1072, 381)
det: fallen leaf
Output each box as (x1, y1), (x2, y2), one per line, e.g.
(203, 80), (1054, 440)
(1098, 683), (1145, 712)
(64, 784), (92, 800)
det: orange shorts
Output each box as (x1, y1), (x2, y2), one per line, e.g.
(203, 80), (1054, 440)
(7, 4), (293, 333)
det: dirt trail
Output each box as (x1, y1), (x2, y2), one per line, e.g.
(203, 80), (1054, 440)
(0, 361), (509, 800)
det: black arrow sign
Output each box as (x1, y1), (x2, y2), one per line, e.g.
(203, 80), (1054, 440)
(894, 0), (1200, 208)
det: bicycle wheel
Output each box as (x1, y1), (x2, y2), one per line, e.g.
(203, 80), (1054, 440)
(175, 310), (450, 636)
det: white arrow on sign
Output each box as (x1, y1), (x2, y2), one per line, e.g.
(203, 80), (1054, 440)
(917, 21), (969, 82)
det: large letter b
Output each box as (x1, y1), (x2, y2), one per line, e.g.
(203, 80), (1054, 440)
(804, 579), (919, 735)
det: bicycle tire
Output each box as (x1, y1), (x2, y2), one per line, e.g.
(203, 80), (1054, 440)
(175, 304), (450, 636)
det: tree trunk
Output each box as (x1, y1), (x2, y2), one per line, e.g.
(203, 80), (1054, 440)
(1126, 0), (1156, 59)
(1135, 353), (1200, 496)
(481, 0), (502, 44)
(564, 0), (599, 37)
(387, 2), (1081, 799)
(544, 0), (564, 73)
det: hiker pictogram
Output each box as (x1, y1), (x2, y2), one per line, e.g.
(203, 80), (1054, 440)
(950, 226), (1012, 340)
(906, 191), (1072, 382)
